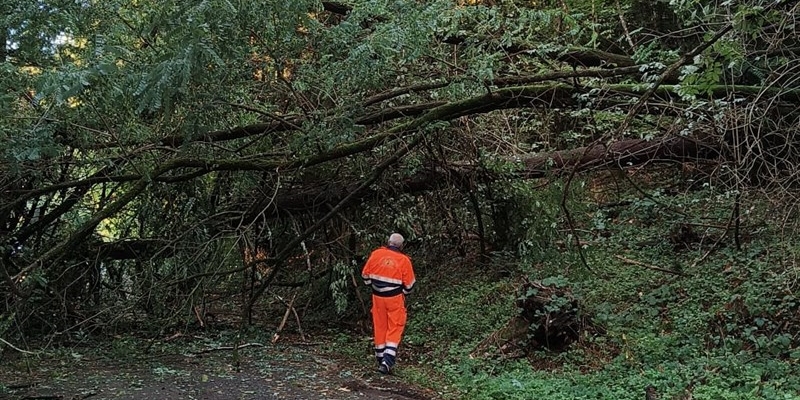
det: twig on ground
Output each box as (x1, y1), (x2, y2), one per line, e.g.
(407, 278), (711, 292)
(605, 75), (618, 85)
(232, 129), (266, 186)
(290, 297), (306, 341)
(193, 306), (205, 328)
(689, 195), (737, 268)
(192, 342), (265, 355)
(7, 382), (38, 390)
(0, 337), (39, 355)
(272, 291), (299, 343)
(615, 255), (684, 275)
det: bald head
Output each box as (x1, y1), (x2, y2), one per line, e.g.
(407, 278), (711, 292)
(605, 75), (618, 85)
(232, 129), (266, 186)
(387, 233), (405, 249)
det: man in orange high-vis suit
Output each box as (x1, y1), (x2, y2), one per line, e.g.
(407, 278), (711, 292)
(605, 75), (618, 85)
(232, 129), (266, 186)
(362, 233), (416, 375)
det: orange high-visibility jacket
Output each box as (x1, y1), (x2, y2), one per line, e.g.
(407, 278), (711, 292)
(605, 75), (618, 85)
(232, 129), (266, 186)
(361, 246), (415, 297)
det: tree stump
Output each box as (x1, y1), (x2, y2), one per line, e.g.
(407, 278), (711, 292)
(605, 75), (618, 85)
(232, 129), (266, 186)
(472, 278), (597, 359)
(516, 279), (584, 351)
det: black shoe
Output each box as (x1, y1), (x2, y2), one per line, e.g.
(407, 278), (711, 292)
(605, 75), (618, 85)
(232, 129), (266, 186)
(378, 361), (391, 375)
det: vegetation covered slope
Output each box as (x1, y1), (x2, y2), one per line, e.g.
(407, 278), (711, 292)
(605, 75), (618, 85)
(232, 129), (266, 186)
(400, 170), (800, 399)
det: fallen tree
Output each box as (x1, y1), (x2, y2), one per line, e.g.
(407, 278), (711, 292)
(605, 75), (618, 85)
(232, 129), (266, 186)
(3, 0), (799, 337)
(9, 134), (720, 268)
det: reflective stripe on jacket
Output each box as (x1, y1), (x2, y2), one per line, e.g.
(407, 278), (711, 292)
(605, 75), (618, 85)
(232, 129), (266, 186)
(361, 246), (415, 297)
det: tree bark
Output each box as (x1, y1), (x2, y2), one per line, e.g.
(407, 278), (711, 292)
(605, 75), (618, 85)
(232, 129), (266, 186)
(242, 135), (721, 221)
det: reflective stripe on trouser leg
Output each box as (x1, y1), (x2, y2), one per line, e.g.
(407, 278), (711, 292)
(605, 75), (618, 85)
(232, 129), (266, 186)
(384, 343), (398, 367)
(374, 345), (385, 365)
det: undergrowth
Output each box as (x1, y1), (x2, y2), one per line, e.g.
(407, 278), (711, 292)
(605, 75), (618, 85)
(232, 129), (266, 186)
(407, 176), (800, 400)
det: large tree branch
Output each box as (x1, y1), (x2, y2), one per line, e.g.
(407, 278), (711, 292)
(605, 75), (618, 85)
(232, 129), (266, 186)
(96, 239), (177, 260)
(554, 48), (636, 68)
(519, 136), (720, 174)
(356, 102), (448, 125)
(160, 118), (302, 147)
(233, 135), (722, 222)
(13, 82), (796, 217)
(63, 66), (654, 154)
(493, 65), (644, 86)
(364, 81), (450, 106)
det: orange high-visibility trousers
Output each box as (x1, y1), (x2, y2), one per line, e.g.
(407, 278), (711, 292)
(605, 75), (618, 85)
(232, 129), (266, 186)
(371, 293), (406, 367)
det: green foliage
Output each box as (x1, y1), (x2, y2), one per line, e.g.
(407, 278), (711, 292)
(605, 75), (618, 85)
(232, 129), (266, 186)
(329, 260), (353, 314)
(457, 352), (800, 400)
(301, 0), (444, 97)
(406, 277), (515, 352)
(108, 336), (142, 359)
(0, 312), (14, 339)
(412, 174), (800, 399)
(4, 124), (62, 163)
(481, 173), (570, 260)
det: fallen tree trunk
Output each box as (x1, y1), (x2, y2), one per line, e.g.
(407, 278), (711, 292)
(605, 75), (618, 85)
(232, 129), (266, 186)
(519, 135), (721, 175)
(241, 135), (721, 220)
(555, 48), (636, 68)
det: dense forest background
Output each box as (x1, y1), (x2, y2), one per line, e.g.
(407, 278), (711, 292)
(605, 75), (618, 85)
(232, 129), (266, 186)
(2, 0), (800, 398)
